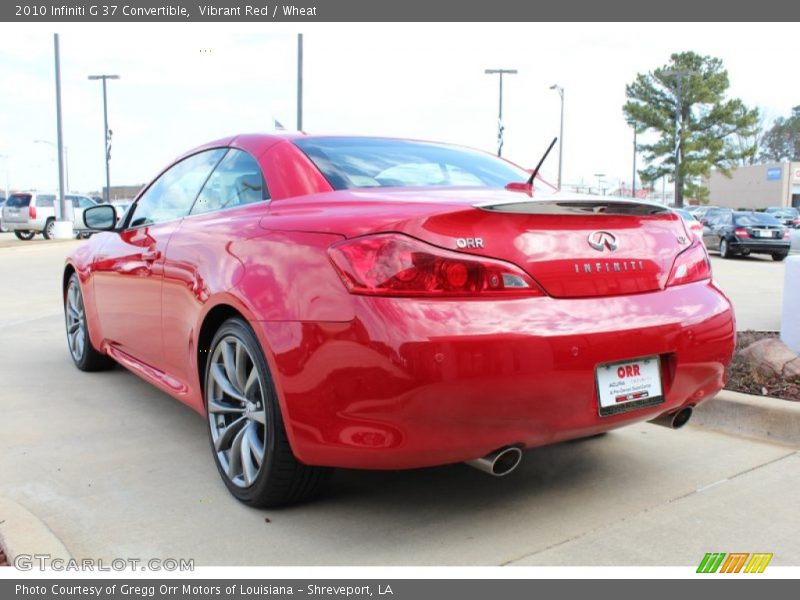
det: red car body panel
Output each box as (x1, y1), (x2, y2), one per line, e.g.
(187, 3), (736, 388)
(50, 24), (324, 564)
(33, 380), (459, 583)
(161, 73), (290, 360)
(65, 133), (736, 470)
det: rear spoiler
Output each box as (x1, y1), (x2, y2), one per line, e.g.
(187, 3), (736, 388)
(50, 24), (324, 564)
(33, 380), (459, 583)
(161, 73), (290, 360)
(478, 194), (671, 217)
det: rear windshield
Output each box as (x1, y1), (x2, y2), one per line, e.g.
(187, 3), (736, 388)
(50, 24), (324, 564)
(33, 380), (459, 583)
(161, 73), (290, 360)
(35, 195), (56, 207)
(735, 213), (781, 226)
(293, 137), (532, 191)
(6, 194), (31, 207)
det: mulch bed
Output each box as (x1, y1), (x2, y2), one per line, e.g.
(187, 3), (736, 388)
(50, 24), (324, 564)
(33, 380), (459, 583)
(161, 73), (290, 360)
(726, 330), (800, 401)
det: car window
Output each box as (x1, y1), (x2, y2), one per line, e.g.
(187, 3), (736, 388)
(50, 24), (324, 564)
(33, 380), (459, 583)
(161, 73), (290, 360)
(735, 213), (781, 226)
(35, 194), (55, 208)
(5, 194), (31, 207)
(191, 149), (268, 216)
(294, 137), (535, 190)
(127, 149), (226, 228)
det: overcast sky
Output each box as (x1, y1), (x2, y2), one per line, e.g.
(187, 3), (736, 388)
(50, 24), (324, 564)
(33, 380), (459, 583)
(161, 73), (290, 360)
(0, 22), (796, 195)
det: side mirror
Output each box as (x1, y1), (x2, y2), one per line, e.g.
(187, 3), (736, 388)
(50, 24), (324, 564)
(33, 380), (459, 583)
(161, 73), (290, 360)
(83, 204), (117, 230)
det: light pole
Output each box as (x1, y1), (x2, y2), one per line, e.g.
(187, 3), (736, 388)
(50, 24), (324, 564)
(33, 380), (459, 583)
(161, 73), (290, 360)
(88, 73), (119, 203)
(662, 68), (693, 207)
(34, 140), (69, 191)
(484, 68), (517, 157)
(550, 84), (564, 189)
(0, 153), (9, 201)
(628, 121), (637, 198)
(297, 33), (303, 131)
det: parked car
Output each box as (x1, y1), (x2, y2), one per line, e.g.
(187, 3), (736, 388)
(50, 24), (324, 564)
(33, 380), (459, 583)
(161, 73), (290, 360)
(0, 198), (7, 232)
(1, 192), (97, 239)
(702, 211), (791, 260)
(687, 205), (719, 222)
(672, 208), (703, 242)
(65, 134), (735, 507)
(699, 206), (733, 227)
(764, 206), (800, 228)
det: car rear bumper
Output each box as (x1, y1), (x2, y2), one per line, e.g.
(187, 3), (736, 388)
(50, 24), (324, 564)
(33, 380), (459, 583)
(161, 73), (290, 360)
(3, 220), (41, 232)
(730, 240), (790, 253)
(257, 279), (735, 469)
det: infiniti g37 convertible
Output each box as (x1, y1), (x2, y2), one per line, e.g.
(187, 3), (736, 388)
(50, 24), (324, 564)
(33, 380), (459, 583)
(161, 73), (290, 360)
(65, 134), (735, 506)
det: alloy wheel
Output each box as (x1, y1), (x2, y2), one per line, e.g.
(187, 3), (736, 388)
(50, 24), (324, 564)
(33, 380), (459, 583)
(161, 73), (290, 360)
(46, 220), (55, 239)
(206, 335), (267, 488)
(65, 279), (86, 361)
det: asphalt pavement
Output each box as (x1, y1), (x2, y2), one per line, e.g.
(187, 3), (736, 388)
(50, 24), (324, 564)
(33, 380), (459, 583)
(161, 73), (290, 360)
(0, 233), (797, 566)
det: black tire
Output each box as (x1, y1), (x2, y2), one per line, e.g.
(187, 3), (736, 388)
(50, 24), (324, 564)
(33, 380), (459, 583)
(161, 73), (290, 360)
(43, 218), (55, 240)
(772, 253), (788, 262)
(204, 317), (331, 507)
(14, 230), (35, 241)
(719, 238), (731, 258)
(64, 273), (115, 372)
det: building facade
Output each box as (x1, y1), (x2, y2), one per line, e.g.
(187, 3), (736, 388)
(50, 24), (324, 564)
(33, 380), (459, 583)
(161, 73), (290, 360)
(704, 162), (800, 209)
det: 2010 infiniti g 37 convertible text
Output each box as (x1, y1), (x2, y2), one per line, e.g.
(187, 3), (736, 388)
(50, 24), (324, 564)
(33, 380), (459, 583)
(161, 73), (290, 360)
(64, 134), (735, 507)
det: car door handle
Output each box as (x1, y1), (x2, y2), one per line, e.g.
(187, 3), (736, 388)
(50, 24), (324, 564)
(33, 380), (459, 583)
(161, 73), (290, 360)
(141, 249), (161, 262)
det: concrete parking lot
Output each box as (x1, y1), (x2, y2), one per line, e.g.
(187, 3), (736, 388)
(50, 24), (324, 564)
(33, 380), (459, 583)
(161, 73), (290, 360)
(0, 232), (798, 566)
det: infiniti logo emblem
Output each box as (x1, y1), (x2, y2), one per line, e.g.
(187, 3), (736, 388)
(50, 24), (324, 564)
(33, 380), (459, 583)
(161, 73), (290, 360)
(588, 231), (618, 252)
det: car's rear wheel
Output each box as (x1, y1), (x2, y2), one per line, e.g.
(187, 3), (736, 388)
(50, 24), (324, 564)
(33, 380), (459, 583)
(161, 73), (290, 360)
(719, 238), (731, 258)
(204, 317), (330, 507)
(64, 273), (115, 371)
(14, 230), (35, 241)
(772, 252), (788, 262)
(43, 218), (55, 240)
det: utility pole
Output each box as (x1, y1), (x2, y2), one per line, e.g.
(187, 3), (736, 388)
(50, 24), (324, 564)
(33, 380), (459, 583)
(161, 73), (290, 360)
(662, 69), (693, 207)
(484, 69), (517, 157)
(631, 123), (637, 198)
(88, 73), (119, 203)
(297, 33), (303, 131)
(52, 33), (71, 239)
(550, 84), (565, 189)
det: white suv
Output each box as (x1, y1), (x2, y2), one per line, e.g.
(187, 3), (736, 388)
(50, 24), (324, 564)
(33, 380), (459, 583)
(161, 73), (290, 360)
(1, 192), (97, 240)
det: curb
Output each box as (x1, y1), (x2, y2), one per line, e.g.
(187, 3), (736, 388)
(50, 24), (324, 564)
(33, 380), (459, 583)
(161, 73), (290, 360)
(691, 389), (800, 447)
(0, 497), (71, 567)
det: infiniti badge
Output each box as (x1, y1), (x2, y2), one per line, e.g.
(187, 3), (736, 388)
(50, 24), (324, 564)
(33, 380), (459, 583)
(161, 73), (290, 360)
(588, 231), (618, 252)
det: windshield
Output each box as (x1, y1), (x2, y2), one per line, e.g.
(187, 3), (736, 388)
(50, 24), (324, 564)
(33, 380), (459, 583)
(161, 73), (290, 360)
(734, 213), (782, 226)
(294, 137), (533, 191)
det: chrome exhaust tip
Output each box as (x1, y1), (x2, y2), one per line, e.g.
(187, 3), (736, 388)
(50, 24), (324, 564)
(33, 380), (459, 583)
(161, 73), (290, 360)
(465, 446), (523, 477)
(649, 406), (693, 430)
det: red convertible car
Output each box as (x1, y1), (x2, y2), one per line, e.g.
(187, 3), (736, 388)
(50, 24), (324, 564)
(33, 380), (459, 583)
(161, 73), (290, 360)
(65, 134), (735, 507)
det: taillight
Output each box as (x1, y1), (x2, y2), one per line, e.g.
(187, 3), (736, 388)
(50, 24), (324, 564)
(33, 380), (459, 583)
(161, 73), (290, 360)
(733, 227), (749, 239)
(328, 233), (544, 297)
(28, 206), (36, 219)
(666, 242), (712, 287)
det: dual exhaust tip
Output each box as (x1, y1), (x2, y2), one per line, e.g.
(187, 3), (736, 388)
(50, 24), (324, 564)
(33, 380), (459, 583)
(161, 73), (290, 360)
(465, 407), (693, 477)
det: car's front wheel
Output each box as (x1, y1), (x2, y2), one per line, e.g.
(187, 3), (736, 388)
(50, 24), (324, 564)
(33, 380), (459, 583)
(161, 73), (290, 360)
(204, 317), (330, 507)
(14, 230), (35, 241)
(64, 273), (115, 371)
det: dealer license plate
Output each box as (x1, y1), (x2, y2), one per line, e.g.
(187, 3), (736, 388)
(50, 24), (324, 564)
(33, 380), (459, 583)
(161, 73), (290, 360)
(595, 356), (664, 416)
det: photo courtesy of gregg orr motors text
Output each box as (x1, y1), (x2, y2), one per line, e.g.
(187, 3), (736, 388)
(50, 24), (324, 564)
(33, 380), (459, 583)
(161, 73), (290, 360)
(15, 585), (390, 598)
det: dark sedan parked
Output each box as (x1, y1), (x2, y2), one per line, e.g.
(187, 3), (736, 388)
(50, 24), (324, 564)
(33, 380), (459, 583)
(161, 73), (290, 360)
(703, 211), (791, 261)
(765, 206), (800, 229)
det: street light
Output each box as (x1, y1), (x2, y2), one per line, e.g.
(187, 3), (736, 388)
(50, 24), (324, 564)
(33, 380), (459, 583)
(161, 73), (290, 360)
(484, 68), (517, 157)
(88, 74), (119, 203)
(627, 121), (638, 198)
(34, 140), (69, 191)
(550, 84), (564, 189)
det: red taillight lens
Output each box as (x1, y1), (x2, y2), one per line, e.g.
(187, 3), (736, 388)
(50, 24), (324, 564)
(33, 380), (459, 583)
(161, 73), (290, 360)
(666, 242), (712, 287)
(733, 227), (749, 238)
(328, 233), (544, 297)
(28, 206), (36, 219)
